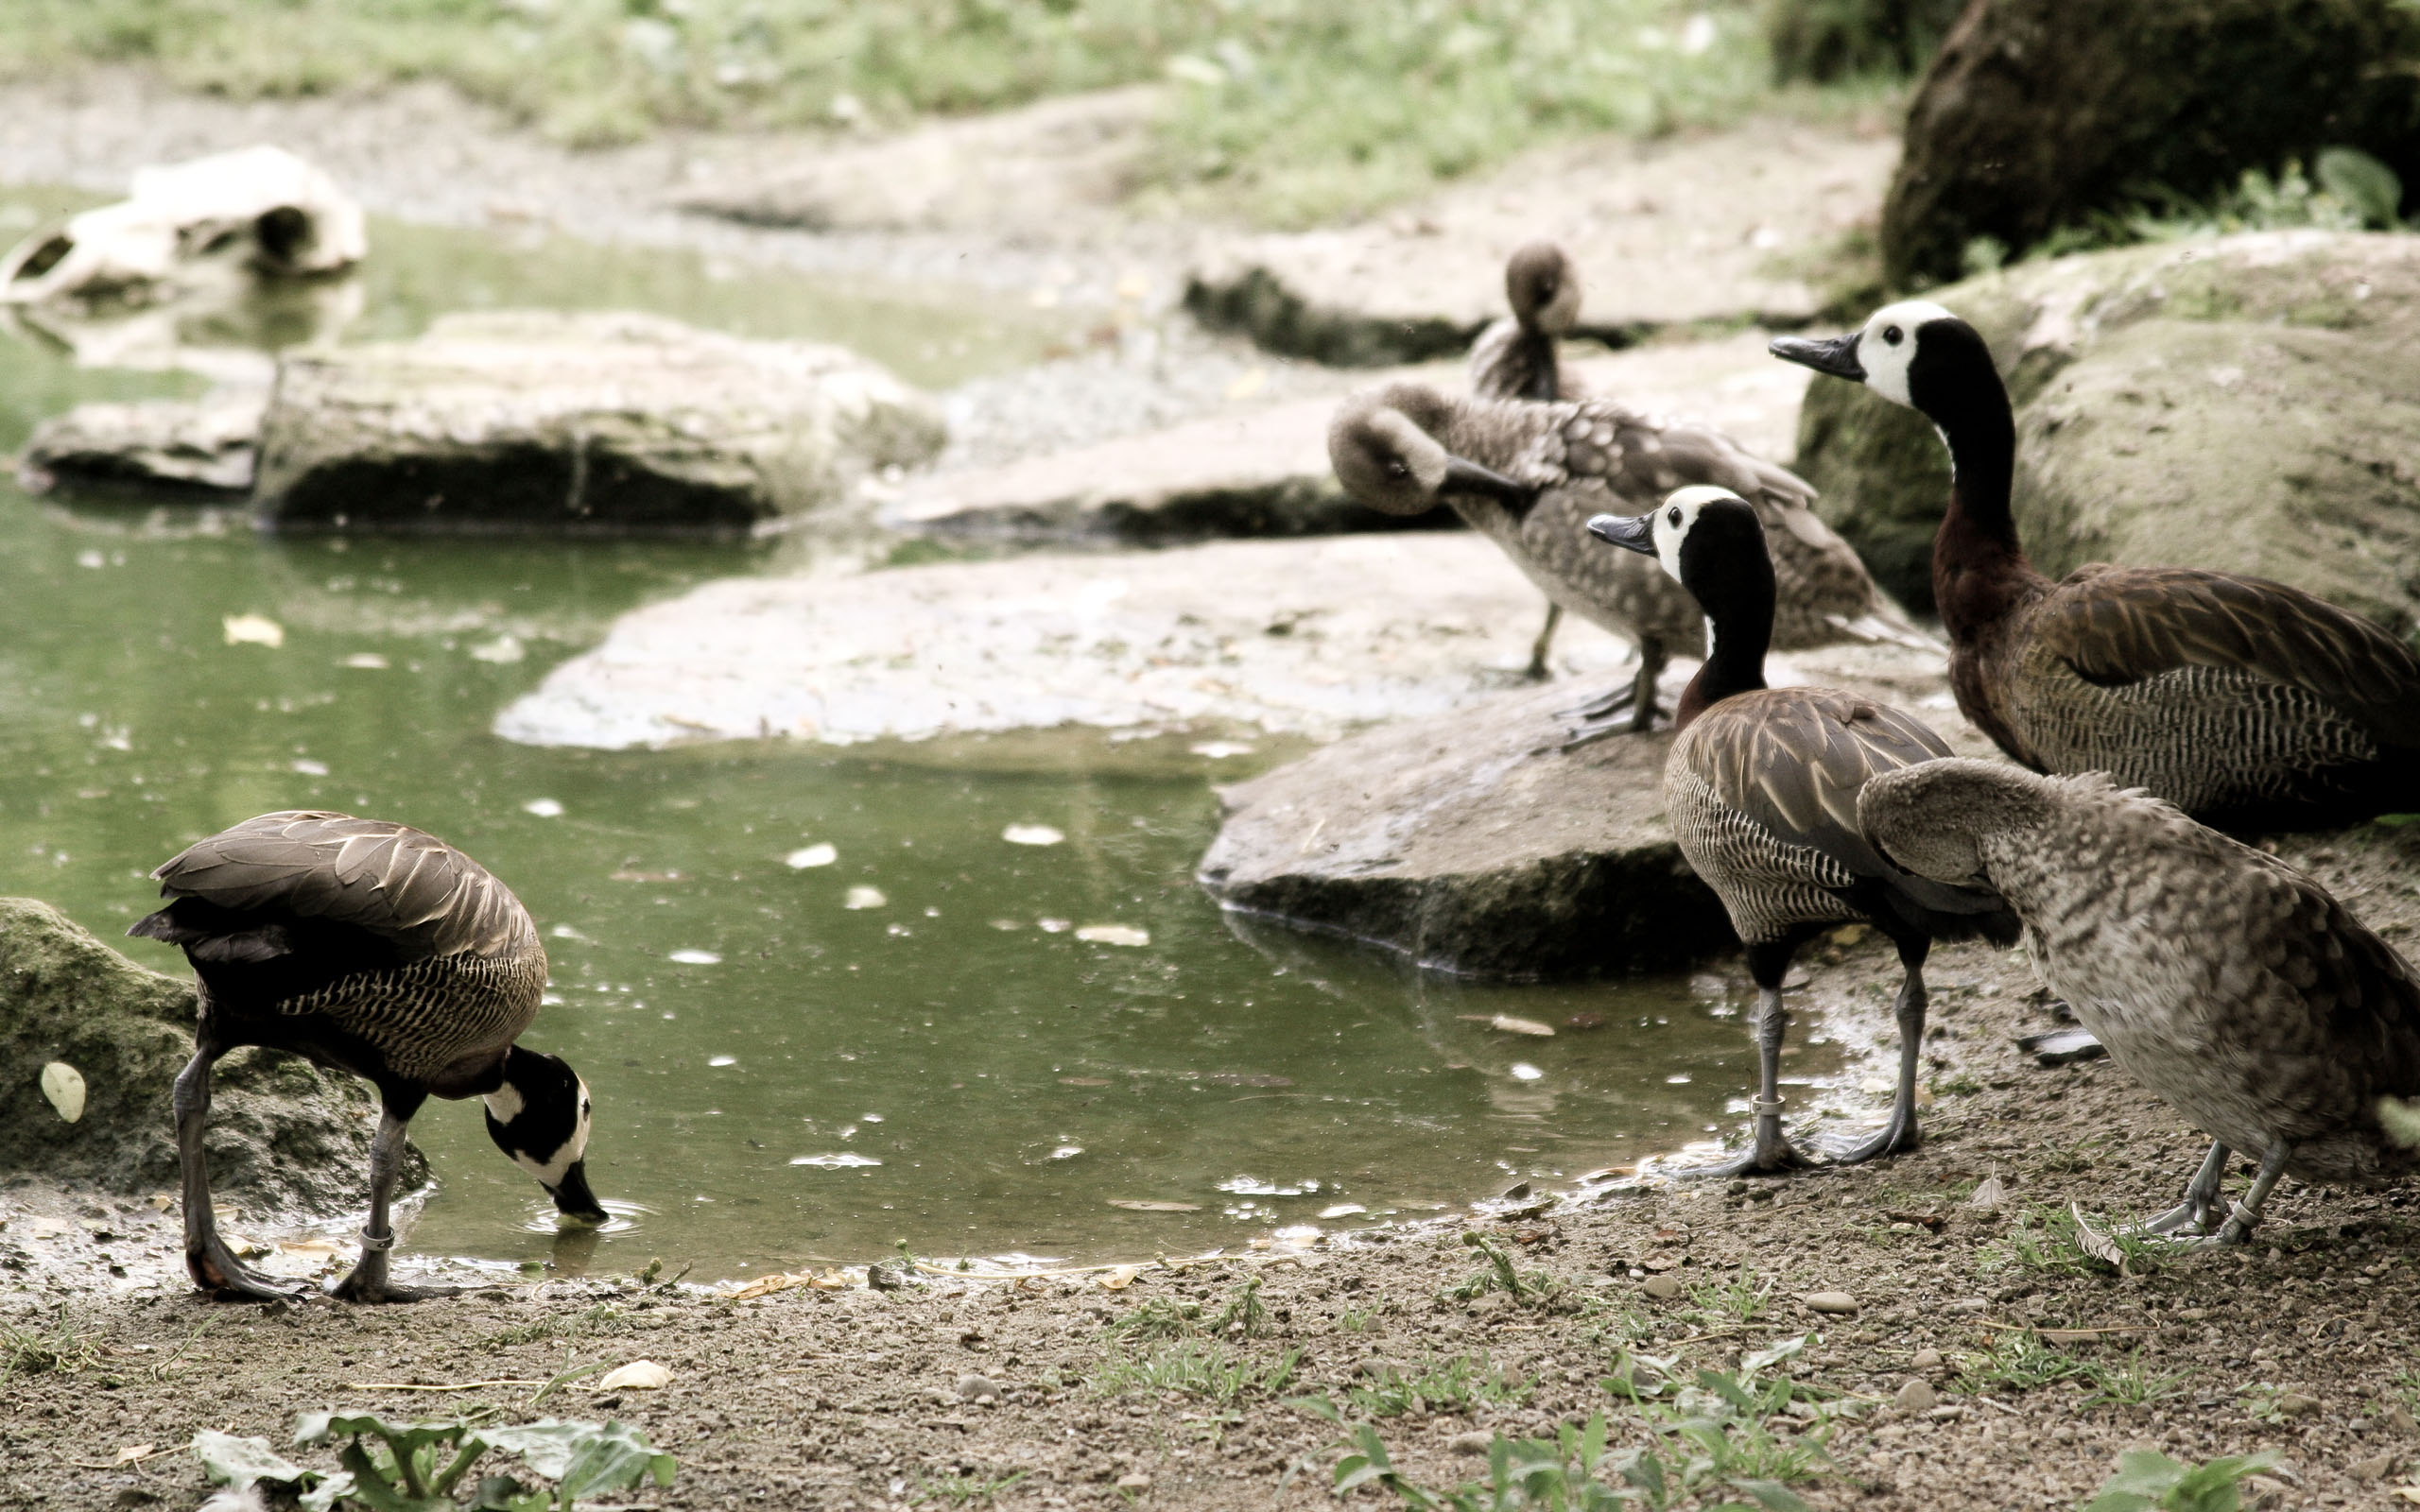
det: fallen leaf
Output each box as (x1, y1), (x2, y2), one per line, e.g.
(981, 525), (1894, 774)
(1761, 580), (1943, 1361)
(726, 1273), (804, 1301)
(596, 1360), (671, 1391)
(1108, 1201), (1201, 1212)
(40, 1061), (85, 1124)
(1075, 924), (1149, 947)
(1459, 1014), (1554, 1038)
(222, 614), (284, 647)
(1098, 1265), (1141, 1291)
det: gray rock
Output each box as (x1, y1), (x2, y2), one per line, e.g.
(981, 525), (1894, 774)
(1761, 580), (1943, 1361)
(1195, 639), (1963, 979)
(1910, 1348), (1944, 1371)
(0, 896), (420, 1215)
(1185, 123), (1894, 364)
(253, 310), (945, 535)
(1449, 1431), (1495, 1454)
(954, 1373), (1002, 1401)
(2276, 1391), (2323, 1419)
(1794, 231), (2420, 631)
(494, 533), (1639, 752)
(1893, 1378), (1938, 1414)
(19, 391), (265, 497)
(1640, 1275), (1684, 1300)
(1800, 1291), (1859, 1315)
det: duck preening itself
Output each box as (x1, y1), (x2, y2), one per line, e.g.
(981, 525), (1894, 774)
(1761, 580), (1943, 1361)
(1466, 241), (1583, 405)
(1773, 301), (2420, 829)
(1588, 488), (2016, 1173)
(1330, 383), (1919, 737)
(1858, 759), (2420, 1242)
(129, 811), (604, 1303)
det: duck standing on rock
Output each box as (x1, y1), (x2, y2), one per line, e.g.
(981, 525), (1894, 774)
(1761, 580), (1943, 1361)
(1467, 241), (1583, 405)
(1859, 759), (2420, 1241)
(130, 811), (606, 1303)
(1329, 383), (1917, 737)
(1774, 301), (2420, 828)
(1587, 488), (2016, 1172)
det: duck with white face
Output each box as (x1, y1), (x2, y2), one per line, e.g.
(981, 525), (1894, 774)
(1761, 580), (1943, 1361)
(1583, 487), (2017, 1174)
(1772, 300), (2420, 829)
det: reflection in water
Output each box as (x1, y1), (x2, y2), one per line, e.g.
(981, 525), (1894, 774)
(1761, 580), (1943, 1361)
(0, 184), (1825, 1282)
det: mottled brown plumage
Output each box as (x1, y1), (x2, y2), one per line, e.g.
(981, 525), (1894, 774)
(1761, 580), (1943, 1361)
(130, 811), (601, 1304)
(1466, 241), (1582, 404)
(1776, 301), (2420, 827)
(1860, 759), (2420, 1240)
(1329, 382), (1920, 731)
(1591, 490), (2014, 1173)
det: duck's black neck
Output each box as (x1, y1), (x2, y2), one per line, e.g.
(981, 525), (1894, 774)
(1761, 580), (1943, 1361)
(1674, 576), (1772, 730)
(1921, 360), (2046, 636)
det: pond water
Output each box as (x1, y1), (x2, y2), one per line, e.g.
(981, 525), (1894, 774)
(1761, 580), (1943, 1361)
(0, 188), (1832, 1280)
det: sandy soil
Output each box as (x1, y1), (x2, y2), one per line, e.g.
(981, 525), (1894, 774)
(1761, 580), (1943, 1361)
(7, 821), (2416, 1512)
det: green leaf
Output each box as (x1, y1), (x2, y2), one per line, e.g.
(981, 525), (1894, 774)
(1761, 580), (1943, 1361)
(193, 1430), (311, 1491)
(2318, 146), (2404, 229)
(1738, 1334), (1810, 1376)
(1696, 1370), (1758, 1414)
(1286, 1393), (1344, 1425)
(1727, 1477), (1814, 1512)
(298, 1472), (362, 1512)
(552, 1420), (679, 1501)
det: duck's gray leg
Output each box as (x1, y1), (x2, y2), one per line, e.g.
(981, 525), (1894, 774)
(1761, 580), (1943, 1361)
(2204, 1141), (2291, 1247)
(2141, 1141), (2230, 1235)
(1822, 946), (1927, 1165)
(177, 1039), (306, 1303)
(1525, 602), (1563, 681)
(330, 1105), (454, 1304)
(1680, 986), (1815, 1177)
(1556, 636), (1669, 747)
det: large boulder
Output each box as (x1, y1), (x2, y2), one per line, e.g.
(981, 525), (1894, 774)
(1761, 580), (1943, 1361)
(0, 898), (419, 1215)
(252, 310), (945, 534)
(19, 392), (265, 497)
(1881, 0), (2420, 288)
(1198, 641), (1974, 979)
(1794, 230), (2420, 636)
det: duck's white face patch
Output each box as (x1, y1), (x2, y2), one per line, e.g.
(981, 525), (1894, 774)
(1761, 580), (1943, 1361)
(490, 1075), (593, 1189)
(1858, 299), (1954, 408)
(483, 1083), (526, 1125)
(1650, 485), (1737, 586)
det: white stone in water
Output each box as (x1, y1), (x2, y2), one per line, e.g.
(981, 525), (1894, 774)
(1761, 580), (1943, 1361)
(40, 1062), (84, 1124)
(844, 886), (887, 910)
(1075, 924), (1149, 947)
(470, 635), (527, 664)
(1509, 1063), (1544, 1082)
(786, 843), (838, 868)
(1001, 823), (1063, 846)
(523, 798), (563, 817)
(668, 949), (721, 965)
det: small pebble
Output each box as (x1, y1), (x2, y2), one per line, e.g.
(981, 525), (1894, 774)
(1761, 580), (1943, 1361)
(2388, 1405), (2420, 1435)
(1910, 1348), (1944, 1371)
(2352, 1452), (2396, 1481)
(1115, 1473), (1151, 1492)
(1894, 1378), (1938, 1414)
(1800, 1291), (1858, 1315)
(1449, 1431), (1494, 1455)
(955, 1373), (1000, 1402)
(1641, 1274), (1683, 1300)
(2276, 1391), (2322, 1419)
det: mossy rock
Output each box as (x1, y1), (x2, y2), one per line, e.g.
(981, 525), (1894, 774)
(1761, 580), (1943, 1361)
(0, 898), (422, 1215)
(1793, 231), (2420, 635)
(1883, 0), (2420, 288)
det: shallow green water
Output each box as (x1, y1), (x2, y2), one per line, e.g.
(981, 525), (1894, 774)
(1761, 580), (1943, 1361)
(0, 196), (1824, 1281)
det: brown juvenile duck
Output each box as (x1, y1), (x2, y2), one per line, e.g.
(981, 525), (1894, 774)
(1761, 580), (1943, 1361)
(1330, 384), (1919, 737)
(1466, 241), (1584, 405)
(1589, 487), (2017, 1172)
(130, 811), (604, 1303)
(1775, 301), (2420, 828)
(1859, 758), (2420, 1241)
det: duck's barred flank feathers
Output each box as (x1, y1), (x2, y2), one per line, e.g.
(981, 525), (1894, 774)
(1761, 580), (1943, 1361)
(147, 810), (536, 962)
(1466, 318), (1568, 404)
(1668, 687), (2012, 945)
(263, 948), (548, 1084)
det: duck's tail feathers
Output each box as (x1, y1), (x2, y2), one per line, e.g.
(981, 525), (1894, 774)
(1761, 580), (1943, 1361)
(1824, 607), (1946, 655)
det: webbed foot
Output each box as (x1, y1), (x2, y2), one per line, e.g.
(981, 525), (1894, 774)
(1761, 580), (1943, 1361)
(1670, 1107), (1818, 1177)
(187, 1239), (310, 1304)
(329, 1271), (458, 1304)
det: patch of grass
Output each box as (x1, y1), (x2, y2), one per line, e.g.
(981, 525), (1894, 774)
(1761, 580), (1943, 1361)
(1931, 1072), (1984, 1097)
(1956, 1332), (2100, 1394)
(1438, 1231), (1565, 1308)
(1087, 1340), (1301, 1404)
(2082, 1448), (2275, 1512)
(1990, 1205), (2166, 1278)
(2237, 1381), (2292, 1424)
(0, 1306), (101, 1378)
(2079, 1350), (2194, 1410)
(1106, 1275), (1266, 1343)
(913, 1469), (1028, 1507)
(1333, 1306), (1379, 1334)
(1342, 1353), (1533, 1418)
(0, 0), (1827, 224)
(1685, 1267), (1774, 1324)
(476, 1302), (636, 1350)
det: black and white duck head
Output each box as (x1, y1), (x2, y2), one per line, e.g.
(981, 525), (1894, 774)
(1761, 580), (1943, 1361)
(1584, 484), (1770, 597)
(1505, 241), (1582, 336)
(1767, 299), (1997, 421)
(484, 1045), (608, 1225)
(1327, 385), (1538, 517)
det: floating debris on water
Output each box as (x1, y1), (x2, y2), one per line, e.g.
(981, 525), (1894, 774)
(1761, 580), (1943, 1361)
(1509, 1063), (1544, 1081)
(1076, 924), (1150, 947)
(789, 1153), (882, 1168)
(469, 634), (526, 663)
(1002, 823), (1063, 846)
(1189, 741), (1255, 758)
(786, 842), (838, 868)
(844, 885), (887, 909)
(669, 949), (721, 965)
(1037, 918), (1072, 933)
(709, 1056), (737, 1067)
(1108, 1199), (1200, 1212)
(222, 613), (283, 647)
(342, 652), (389, 670)
(524, 798), (564, 817)
(290, 758), (329, 777)
(1460, 1013), (1554, 1037)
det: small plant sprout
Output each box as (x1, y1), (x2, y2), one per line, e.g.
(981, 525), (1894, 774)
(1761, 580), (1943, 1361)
(195, 1413), (676, 1512)
(1441, 1230), (1564, 1306)
(2081, 1449), (2275, 1512)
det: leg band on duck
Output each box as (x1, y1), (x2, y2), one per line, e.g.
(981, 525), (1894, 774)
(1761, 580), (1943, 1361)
(358, 1228), (395, 1252)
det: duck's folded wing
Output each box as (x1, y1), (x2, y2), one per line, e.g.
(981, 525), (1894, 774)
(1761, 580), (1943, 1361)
(2042, 565), (2420, 747)
(1686, 691), (1999, 916)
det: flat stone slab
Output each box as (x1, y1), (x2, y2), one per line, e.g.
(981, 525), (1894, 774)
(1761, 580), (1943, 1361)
(883, 331), (1812, 542)
(253, 309), (946, 535)
(1197, 641), (1980, 979)
(494, 534), (1636, 750)
(1185, 120), (1897, 364)
(19, 390), (265, 496)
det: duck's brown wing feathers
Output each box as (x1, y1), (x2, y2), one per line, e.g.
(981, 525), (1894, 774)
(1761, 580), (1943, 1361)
(2042, 566), (2420, 747)
(1684, 689), (1997, 919)
(143, 811), (530, 962)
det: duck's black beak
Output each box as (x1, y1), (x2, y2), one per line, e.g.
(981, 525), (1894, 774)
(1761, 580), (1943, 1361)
(1586, 512), (1656, 555)
(1770, 331), (1866, 382)
(548, 1160), (610, 1226)
(1441, 455), (1537, 510)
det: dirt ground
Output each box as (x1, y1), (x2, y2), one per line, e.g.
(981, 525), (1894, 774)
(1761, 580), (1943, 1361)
(4, 820), (2415, 1512)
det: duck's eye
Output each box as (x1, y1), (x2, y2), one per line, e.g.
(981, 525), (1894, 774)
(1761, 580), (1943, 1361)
(1882, 324), (1903, 345)
(1384, 460), (1410, 480)
(1666, 507), (1682, 527)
